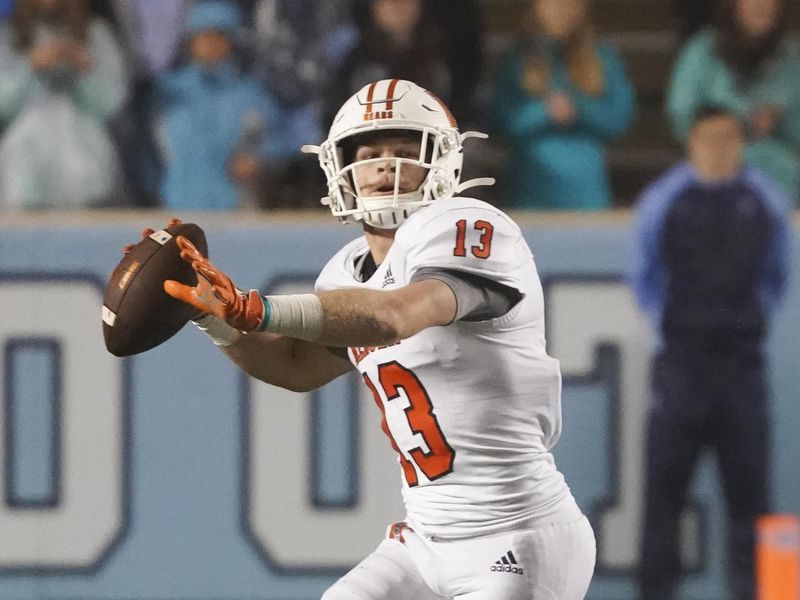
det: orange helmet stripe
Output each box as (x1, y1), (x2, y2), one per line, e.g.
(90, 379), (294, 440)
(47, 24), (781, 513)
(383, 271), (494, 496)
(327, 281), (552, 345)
(365, 82), (378, 115)
(386, 79), (400, 111)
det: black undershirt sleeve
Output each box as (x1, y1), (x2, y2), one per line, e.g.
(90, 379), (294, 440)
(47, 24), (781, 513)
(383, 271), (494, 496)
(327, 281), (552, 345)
(411, 267), (523, 322)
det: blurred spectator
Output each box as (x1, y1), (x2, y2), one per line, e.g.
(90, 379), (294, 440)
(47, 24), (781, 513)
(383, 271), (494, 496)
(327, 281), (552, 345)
(667, 0), (800, 204)
(253, 0), (356, 109)
(352, 0), (484, 124)
(324, 0), (452, 128)
(427, 0), (483, 124)
(491, 0), (635, 210)
(155, 0), (291, 211)
(0, 0), (129, 209)
(110, 0), (190, 78)
(630, 106), (790, 600)
(669, 0), (720, 41)
(106, 0), (192, 207)
(0, 0), (13, 19)
(251, 0), (357, 209)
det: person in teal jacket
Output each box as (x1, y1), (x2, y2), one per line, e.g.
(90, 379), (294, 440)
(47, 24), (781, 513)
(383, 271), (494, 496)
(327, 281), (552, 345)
(156, 1), (291, 211)
(667, 0), (800, 203)
(491, 0), (635, 210)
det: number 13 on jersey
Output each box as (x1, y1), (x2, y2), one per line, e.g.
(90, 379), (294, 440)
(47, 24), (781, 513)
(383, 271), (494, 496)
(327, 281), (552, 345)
(453, 218), (494, 259)
(363, 361), (455, 487)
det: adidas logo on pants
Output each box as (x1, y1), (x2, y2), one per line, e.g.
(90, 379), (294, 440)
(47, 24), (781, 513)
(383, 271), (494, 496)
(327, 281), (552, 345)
(490, 550), (524, 574)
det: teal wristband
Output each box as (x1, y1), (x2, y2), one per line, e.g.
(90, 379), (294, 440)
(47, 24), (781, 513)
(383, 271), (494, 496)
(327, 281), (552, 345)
(256, 295), (272, 332)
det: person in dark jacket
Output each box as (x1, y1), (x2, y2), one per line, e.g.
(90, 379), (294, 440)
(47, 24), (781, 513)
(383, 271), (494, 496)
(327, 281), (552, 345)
(324, 0), (451, 128)
(629, 105), (791, 600)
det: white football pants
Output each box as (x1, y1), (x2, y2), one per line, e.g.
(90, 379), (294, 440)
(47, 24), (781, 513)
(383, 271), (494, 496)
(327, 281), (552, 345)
(321, 515), (596, 600)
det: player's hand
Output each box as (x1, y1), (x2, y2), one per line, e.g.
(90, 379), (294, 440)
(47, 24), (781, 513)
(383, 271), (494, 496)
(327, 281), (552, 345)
(163, 236), (266, 332)
(122, 217), (183, 254)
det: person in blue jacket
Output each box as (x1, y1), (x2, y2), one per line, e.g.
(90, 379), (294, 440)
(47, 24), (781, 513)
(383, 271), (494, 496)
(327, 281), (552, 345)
(155, 1), (290, 211)
(491, 0), (635, 210)
(629, 105), (791, 600)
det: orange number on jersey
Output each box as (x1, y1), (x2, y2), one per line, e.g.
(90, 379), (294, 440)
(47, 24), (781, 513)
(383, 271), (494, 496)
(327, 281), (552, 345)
(453, 219), (494, 259)
(364, 362), (455, 487)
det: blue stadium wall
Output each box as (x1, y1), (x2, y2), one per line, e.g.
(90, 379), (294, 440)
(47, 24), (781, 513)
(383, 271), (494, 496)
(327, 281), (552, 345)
(0, 211), (798, 600)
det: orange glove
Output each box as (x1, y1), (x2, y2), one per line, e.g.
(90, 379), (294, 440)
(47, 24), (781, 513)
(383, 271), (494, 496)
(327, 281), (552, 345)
(163, 236), (267, 332)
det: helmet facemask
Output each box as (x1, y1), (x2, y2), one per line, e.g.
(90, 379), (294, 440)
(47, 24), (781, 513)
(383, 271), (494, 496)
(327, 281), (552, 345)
(318, 126), (462, 228)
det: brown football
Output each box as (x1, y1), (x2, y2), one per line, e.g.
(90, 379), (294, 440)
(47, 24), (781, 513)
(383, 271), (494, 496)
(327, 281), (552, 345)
(102, 223), (208, 356)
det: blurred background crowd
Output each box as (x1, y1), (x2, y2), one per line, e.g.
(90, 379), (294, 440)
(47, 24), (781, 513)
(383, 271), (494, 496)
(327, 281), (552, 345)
(0, 0), (798, 213)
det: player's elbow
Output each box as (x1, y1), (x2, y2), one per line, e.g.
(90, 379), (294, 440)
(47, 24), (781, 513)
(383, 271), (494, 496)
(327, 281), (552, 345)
(369, 304), (403, 342)
(377, 298), (421, 341)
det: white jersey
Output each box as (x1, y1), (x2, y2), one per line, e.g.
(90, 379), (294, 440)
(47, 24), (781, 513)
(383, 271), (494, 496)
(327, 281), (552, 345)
(316, 197), (581, 540)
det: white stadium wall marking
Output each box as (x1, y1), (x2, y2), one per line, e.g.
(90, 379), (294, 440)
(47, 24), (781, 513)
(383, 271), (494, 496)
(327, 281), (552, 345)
(241, 277), (404, 572)
(0, 277), (127, 571)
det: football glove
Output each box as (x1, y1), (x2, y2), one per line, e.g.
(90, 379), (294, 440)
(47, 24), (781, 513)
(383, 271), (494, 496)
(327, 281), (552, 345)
(163, 236), (267, 332)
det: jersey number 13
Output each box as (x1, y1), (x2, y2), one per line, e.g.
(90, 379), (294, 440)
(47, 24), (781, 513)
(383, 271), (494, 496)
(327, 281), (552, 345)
(363, 361), (455, 487)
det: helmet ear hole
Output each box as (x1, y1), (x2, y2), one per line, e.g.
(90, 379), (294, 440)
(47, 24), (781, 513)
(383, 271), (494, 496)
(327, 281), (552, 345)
(430, 176), (452, 200)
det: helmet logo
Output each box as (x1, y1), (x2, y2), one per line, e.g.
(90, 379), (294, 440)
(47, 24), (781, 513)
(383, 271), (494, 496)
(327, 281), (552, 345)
(364, 110), (393, 122)
(362, 79), (401, 122)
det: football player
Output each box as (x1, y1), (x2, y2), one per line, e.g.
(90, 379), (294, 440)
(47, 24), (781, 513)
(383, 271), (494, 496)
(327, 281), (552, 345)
(165, 79), (596, 599)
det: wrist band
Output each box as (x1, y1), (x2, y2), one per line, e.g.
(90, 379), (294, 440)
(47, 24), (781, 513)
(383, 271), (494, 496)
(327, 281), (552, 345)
(262, 293), (324, 342)
(192, 314), (239, 346)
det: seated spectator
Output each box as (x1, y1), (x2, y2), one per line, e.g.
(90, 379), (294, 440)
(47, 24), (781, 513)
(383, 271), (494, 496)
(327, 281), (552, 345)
(667, 0), (800, 203)
(155, 1), (291, 211)
(0, 0), (129, 209)
(324, 0), (452, 127)
(491, 0), (635, 210)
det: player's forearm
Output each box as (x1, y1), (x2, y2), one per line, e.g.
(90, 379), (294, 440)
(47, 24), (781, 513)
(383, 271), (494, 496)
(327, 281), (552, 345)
(314, 280), (456, 347)
(316, 288), (407, 347)
(221, 331), (348, 392)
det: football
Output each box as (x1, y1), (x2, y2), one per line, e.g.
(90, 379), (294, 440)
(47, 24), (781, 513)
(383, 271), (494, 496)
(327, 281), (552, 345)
(102, 222), (208, 357)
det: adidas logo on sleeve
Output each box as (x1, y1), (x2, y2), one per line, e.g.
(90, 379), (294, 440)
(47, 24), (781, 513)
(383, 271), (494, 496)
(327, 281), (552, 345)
(489, 550), (524, 574)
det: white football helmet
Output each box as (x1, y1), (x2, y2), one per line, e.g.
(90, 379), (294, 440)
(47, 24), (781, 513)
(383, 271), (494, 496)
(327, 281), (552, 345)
(303, 79), (494, 228)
